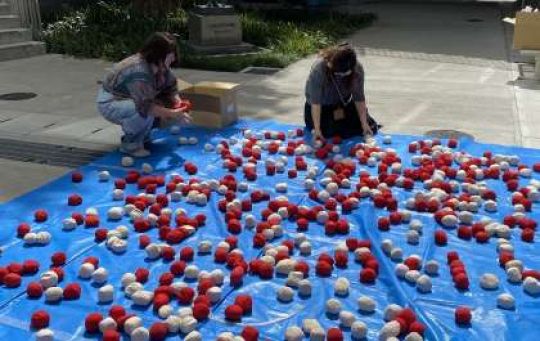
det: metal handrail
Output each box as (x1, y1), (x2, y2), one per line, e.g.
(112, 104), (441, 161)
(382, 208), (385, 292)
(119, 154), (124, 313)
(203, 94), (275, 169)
(11, 0), (42, 40)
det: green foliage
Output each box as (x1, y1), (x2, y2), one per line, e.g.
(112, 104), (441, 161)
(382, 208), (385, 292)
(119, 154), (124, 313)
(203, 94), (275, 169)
(43, 1), (375, 71)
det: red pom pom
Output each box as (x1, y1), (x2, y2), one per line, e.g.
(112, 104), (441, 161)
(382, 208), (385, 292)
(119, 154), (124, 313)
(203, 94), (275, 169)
(409, 321), (426, 335)
(228, 219), (242, 234)
(457, 226), (472, 240)
(161, 246), (175, 261)
(434, 229), (448, 246)
(389, 212), (402, 225)
(230, 266), (245, 287)
(85, 312), (103, 333)
(51, 252), (67, 266)
(68, 193), (82, 206)
(103, 330), (121, 341)
(193, 303), (210, 321)
(85, 215), (100, 228)
(455, 306), (472, 325)
(522, 229), (535, 242)
(235, 294), (253, 314)
(454, 273), (469, 290)
(4, 273), (21, 288)
(7, 262), (23, 275)
(241, 326), (259, 341)
(404, 257), (420, 271)
(95, 228), (108, 242)
(448, 138), (458, 148)
(108, 305), (126, 321)
(159, 272), (174, 286)
(63, 283), (81, 300)
(34, 209), (48, 222)
(198, 278), (213, 295)
(153, 293), (170, 311)
(26, 282), (43, 298)
(378, 217), (390, 231)
(139, 235), (151, 248)
(259, 262), (274, 279)
(83, 256), (99, 268)
(71, 172), (83, 183)
(31, 310), (50, 329)
(360, 268), (377, 283)
(475, 231), (489, 243)
(17, 223), (31, 238)
(149, 322), (168, 341)
(135, 268), (149, 283)
(225, 304), (243, 321)
(180, 247), (194, 262)
(335, 251), (348, 269)
(327, 327), (343, 341)
(22, 260), (40, 275)
(170, 260), (186, 276)
(397, 308), (416, 326)
(447, 251), (459, 264)
(178, 287), (195, 304)
(253, 233), (266, 248)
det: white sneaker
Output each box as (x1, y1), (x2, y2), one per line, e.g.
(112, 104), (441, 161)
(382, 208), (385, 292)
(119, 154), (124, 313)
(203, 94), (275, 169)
(119, 147), (151, 158)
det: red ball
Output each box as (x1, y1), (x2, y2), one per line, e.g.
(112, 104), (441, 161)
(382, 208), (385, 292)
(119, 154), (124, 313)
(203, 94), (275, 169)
(225, 304), (243, 322)
(170, 260), (187, 276)
(397, 308), (416, 325)
(335, 251), (348, 269)
(4, 273), (21, 288)
(378, 217), (390, 231)
(230, 266), (245, 287)
(194, 295), (211, 307)
(180, 247), (194, 261)
(135, 268), (149, 283)
(51, 252), (67, 266)
(178, 287), (195, 304)
(475, 231), (489, 243)
(22, 260), (40, 275)
(103, 330), (121, 341)
(193, 303), (210, 321)
(457, 226), (472, 240)
(360, 268), (377, 283)
(159, 272), (174, 286)
(253, 233), (266, 248)
(26, 282), (43, 298)
(327, 327), (343, 341)
(85, 215), (100, 228)
(153, 293), (170, 311)
(235, 294), (253, 314)
(434, 229), (448, 246)
(71, 172), (83, 183)
(409, 321), (426, 335)
(454, 273), (469, 290)
(241, 326), (259, 341)
(63, 283), (81, 300)
(17, 223), (31, 238)
(95, 228), (108, 242)
(108, 305), (126, 321)
(455, 306), (472, 325)
(316, 261), (333, 277)
(258, 262), (274, 279)
(31, 310), (50, 329)
(522, 229), (535, 242)
(389, 212), (402, 225)
(149, 322), (168, 341)
(68, 193), (82, 206)
(83, 256), (99, 268)
(404, 257), (420, 271)
(34, 209), (48, 222)
(85, 312), (103, 333)
(447, 251), (460, 264)
(7, 262), (23, 275)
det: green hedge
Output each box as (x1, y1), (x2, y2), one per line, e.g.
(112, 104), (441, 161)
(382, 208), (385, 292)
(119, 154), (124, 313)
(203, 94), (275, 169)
(43, 1), (376, 71)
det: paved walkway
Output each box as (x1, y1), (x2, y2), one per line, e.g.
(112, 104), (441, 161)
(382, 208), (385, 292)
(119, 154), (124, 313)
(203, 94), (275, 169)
(0, 1), (539, 201)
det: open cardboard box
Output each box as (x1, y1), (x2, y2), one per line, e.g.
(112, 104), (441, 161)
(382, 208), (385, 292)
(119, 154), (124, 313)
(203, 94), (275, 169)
(169, 79), (240, 129)
(512, 12), (540, 50)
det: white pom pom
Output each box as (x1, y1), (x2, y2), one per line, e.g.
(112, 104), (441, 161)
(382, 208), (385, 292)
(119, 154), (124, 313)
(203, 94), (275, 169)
(425, 260), (439, 276)
(480, 273), (499, 290)
(78, 263), (95, 280)
(98, 284), (114, 303)
(44, 286), (63, 302)
(185, 265), (199, 280)
(204, 143), (214, 152)
(381, 239), (393, 255)
(179, 316), (198, 334)
(112, 189), (124, 201)
(379, 320), (401, 339)
(390, 248), (403, 262)
(36, 328), (54, 341)
(131, 326), (150, 341)
(302, 319), (322, 336)
(317, 190), (330, 203)
(339, 310), (356, 328)
(170, 125), (181, 135)
(506, 268), (522, 284)
(276, 259), (296, 275)
(395, 264), (409, 279)
(98, 170), (110, 182)
(299, 241), (312, 255)
(404, 332), (424, 341)
(124, 316), (143, 335)
(277, 286), (295, 302)
(383, 135), (392, 144)
(145, 243), (162, 260)
(141, 163), (153, 174)
(99, 317), (117, 333)
(177, 307), (193, 318)
(188, 137), (198, 145)
(384, 304), (403, 321)
(357, 295), (376, 313)
(285, 326), (304, 341)
(62, 218), (77, 231)
(198, 240), (212, 254)
(298, 279), (312, 297)
(211, 269), (225, 286)
(407, 230), (420, 245)
(125, 282), (144, 298)
(326, 298), (342, 315)
(92, 267), (108, 284)
(416, 275), (432, 293)
(286, 271), (304, 288)
(121, 273), (136, 288)
(276, 183), (288, 193)
(497, 293), (515, 310)
(185, 331), (203, 341)
(178, 137), (188, 145)
(316, 210), (329, 224)
(524, 277), (540, 295)
(334, 277), (350, 296)
(484, 200), (498, 212)
(326, 182), (339, 195)
(441, 214), (458, 228)
(165, 315), (182, 333)
(409, 219), (423, 234)
(132, 290), (153, 306)
(207, 286), (222, 303)
(106, 207), (123, 221)
(351, 321), (368, 339)
(158, 304), (173, 319)
(405, 270), (421, 283)
(36, 231), (51, 245)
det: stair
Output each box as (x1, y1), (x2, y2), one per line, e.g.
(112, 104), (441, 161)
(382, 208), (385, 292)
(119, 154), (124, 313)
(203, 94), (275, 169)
(0, 1), (45, 61)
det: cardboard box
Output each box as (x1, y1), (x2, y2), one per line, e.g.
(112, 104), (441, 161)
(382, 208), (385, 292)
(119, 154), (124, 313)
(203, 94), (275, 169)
(162, 79), (239, 129)
(513, 12), (540, 50)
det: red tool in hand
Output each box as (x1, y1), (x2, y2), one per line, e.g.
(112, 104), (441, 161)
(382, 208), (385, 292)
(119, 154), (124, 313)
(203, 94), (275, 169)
(172, 99), (193, 111)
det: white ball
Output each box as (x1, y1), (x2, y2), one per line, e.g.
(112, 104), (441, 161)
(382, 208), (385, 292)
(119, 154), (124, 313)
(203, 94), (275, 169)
(390, 248), (404, 262)
(121, 273), (136, 288)
(179, 316), (198, 334)
(334, 277), (350, 296)
(384, 304), (403, 321)
(425, 260), (439, 276)
(381, 239), (393, 255)
(506, 267), (522, 283)
(99, 317), (117, 333)
(131, 326), (150, 341)
(188, 137), (198, 145)
(285, 326), (304, 341)
(132, 290), (153, 306)
(36, 232), (51, 245)
(298, 279), (312, 297)
(185, 265), (199, 280)
(379, 320), (401, 339)
(177, 307), (193, 318)
(98, 284), (114, 303)
(278, 286), (295, 302)
(170, 125), (181, 135)
(165, 315), (182, 333)
(383, 135), (392, 144)
(44, 286), (63, 302)
(207, 286), (222, 303)
(339, 310), (356, 328)
(92, 267), (108, 284)
(480, 273), (499, 290)
(407, 230), (420, 244)
(302, 319), (322, 335)
(276, 183), (288, 193)
(405, 270), (421, 283)
(416, 275), (432, 293)
(35, 328), (54, 341)
(441, 214), (458, 228)
(317, 190), (330, 203)
(497, 293), (515, 310)
(299, 241), (312, 255)
(121, 156), (134, 167)
(141, 162), (153, 174)
(357, 295), (376, 313)
(184, 331), (203, 341)
(40, 271), (59, 288)
(98, 170), (110, 182)
(108, 206), (124, 220)
(125, 282), (144, 297)
(145, 243), (161, 260)
(484, 200), (498, 212)
(211, 269), (225, 286)
(404, 332), (424, 341)
(178, 137), (188, 145)
(204, 143), (214, 152)
(78, 263), (95, 279)
(351, 321), (368, 339)
(198, 240), (212, 254)
(395, 264), (409, 279)
(124, 316), (143, 335)
(524, 277), (540, 295)
(158, 304), (173, 319)
(62, 218), (77, 231)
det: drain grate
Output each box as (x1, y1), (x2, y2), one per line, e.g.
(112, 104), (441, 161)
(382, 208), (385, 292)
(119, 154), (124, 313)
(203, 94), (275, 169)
(0, 92), (37, 101)
(0, 138), (106, 168)
(425, 129), (475, 141)
(240, 66), (281, 75)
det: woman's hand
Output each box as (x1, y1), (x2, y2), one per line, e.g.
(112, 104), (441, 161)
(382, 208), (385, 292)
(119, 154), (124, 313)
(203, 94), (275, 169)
(312, 128), (324, 142)
(362, 123), (373, 137)
(172, 109), (192, 126)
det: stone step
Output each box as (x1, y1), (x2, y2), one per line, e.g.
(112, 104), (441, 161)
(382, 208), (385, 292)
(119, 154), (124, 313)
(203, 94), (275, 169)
(0, 28), (31, 45)
(0, 2), (11, 15)
(0, 41), (45, 61)
(0, 14), (20, 29)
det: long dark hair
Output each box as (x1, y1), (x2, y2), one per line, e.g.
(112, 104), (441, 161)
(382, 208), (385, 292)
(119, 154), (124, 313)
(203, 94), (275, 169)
(139, 32), (179, 67)
(320, 43), (358, 89)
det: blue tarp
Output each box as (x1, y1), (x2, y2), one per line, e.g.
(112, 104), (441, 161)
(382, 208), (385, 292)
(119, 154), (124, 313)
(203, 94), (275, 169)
(0, 118), (539, 340)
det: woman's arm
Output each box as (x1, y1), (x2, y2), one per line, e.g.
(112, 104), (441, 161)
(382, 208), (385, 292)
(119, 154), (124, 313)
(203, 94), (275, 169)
(311, 104), (323, 140)
(354, 101), (372, 136)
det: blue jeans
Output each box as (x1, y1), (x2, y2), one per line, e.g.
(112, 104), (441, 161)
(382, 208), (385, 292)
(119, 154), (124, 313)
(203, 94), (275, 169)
(96, 87), (154, 151)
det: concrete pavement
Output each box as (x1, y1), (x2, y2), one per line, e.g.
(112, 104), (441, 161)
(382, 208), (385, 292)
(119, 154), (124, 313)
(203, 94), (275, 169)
(1, 1), (539, 202)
